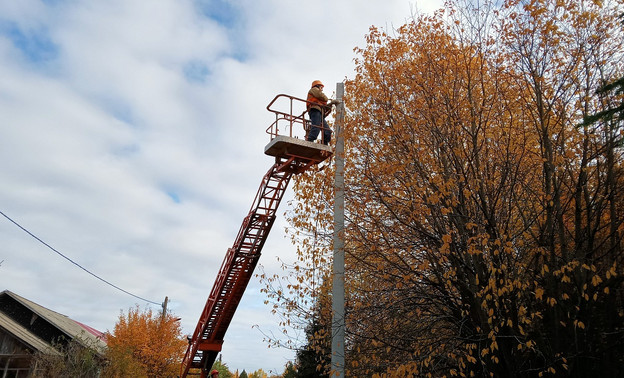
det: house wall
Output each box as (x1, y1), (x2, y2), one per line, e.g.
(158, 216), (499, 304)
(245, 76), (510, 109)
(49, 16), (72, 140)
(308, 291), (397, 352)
(0, 328), (34, 378)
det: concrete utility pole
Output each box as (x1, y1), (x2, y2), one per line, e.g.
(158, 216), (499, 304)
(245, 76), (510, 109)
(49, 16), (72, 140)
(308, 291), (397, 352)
(331, 82), (345, 377)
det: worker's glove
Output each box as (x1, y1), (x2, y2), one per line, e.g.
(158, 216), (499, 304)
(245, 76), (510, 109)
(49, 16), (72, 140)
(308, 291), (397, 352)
(330, 99), (342, 105)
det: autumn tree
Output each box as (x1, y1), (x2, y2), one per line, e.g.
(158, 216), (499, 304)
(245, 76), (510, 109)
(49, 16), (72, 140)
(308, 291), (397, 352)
(292, 299), (331, 378)
(101, 305), (187, 378)
(249, 368), (270, 378)
(283, 361), (297, 378)
(259, 218), (334, 374)
(264, 0), (624, 376)
(583, 13), (624, 127)
(31, 336), (105, 378)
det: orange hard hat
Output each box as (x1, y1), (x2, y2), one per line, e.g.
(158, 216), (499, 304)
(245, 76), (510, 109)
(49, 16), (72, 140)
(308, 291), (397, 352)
(311, 80), (324, 88)
(210, 370), (219, 376)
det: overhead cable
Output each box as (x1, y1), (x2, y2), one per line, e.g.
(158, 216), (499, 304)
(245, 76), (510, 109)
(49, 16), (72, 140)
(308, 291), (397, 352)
(0, 209), (161, 306)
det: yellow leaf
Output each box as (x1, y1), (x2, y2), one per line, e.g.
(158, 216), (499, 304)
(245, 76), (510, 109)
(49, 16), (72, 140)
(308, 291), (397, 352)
(535, 288), (544, 300)
(548, 297), (557, 306)
(592, 275), (603, 286)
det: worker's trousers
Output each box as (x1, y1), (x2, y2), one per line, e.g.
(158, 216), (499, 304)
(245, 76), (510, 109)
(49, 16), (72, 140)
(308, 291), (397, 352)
(307, 108), (331, 145)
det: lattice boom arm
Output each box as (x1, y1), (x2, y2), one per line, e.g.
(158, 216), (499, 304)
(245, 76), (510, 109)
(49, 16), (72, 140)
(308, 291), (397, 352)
(180, 161), (294, 378)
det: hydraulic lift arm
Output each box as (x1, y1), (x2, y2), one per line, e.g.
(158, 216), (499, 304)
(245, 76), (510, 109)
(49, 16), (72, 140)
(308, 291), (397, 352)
(180, 94), (332, 378)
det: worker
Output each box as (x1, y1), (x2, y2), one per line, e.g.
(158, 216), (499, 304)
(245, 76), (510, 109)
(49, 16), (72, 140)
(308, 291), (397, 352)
(306, 80), (339, 145)
(210, 369), (219, 377)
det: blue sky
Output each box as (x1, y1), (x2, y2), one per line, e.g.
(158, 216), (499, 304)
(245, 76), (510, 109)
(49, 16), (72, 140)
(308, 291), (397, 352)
(1, 21), (59, 63)
(0, 0), (440, 373)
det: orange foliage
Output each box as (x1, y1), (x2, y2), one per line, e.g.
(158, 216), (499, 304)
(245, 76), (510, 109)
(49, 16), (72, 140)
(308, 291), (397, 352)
(102, 306), (187, 378)
(262, 0), (624, 376)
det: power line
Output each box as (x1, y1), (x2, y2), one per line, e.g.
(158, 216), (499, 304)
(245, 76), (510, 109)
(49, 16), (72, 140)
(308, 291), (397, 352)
(0, 209), (161, 306)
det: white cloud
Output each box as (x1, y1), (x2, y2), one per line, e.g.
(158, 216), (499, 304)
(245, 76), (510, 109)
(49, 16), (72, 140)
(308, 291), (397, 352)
(0, 0), (442, 372)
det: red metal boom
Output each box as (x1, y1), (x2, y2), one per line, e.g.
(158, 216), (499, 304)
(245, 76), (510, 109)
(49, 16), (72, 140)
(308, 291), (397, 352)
(180, 94), (332, 378)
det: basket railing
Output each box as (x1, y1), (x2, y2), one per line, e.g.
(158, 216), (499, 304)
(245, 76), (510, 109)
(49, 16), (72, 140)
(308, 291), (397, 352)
(266, 93), (329, 141)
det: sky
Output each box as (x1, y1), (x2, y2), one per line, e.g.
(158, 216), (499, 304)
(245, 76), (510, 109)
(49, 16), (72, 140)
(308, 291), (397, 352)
(0, 0), (441, 374)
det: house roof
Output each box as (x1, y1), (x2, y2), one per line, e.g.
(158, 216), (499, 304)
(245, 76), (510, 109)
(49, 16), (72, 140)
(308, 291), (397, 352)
(0, 290), (107, 353)
(0, 311), (60, 355)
